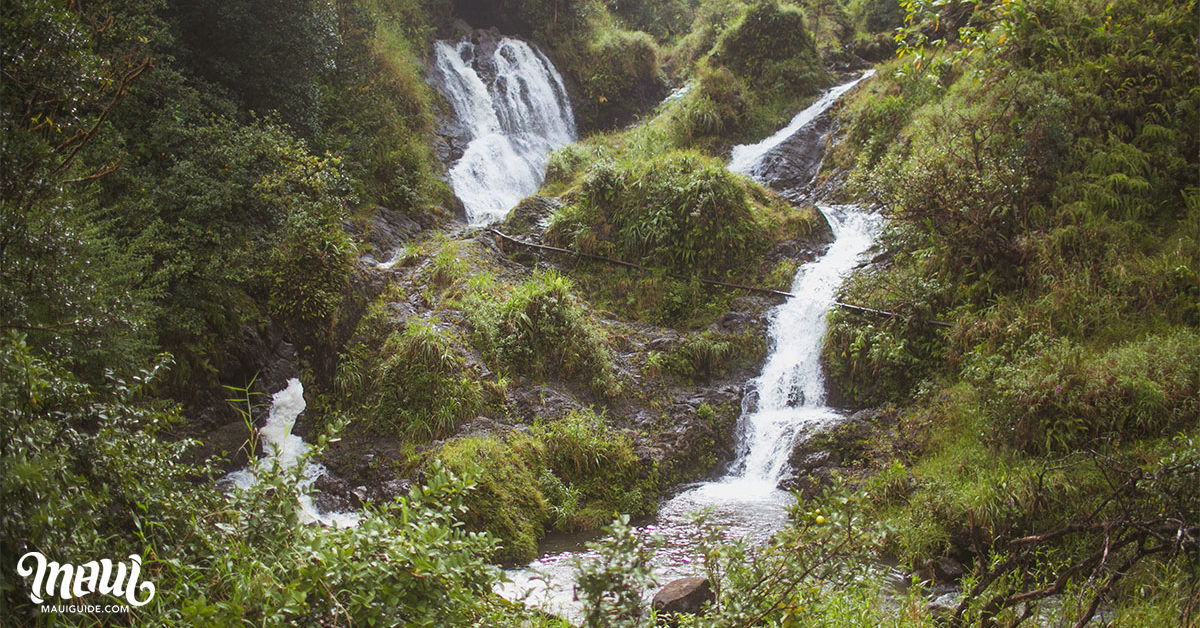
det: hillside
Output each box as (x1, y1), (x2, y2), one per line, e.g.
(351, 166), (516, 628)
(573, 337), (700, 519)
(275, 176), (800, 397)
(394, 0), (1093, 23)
(1, 0), (1196, 625)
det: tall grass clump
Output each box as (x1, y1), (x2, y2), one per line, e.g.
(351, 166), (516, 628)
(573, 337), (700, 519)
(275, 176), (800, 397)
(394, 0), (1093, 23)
(468, 271), (620, 398)
(433, 409), (653, 563)
(368, 320), (484, 439)
(548, 151), (771, 277)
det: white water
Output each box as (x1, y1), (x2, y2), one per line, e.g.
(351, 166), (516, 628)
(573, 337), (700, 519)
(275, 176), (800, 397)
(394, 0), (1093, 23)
(728, 70), (875, 177)
(225, 378), (361, 528)
(501, 72), (880, 622)
(432, 38), (576, 224)
(728, 204), (882, 484)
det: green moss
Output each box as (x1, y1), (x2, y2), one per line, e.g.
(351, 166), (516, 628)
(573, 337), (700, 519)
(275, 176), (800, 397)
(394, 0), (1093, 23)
(435, 434), (549, 563)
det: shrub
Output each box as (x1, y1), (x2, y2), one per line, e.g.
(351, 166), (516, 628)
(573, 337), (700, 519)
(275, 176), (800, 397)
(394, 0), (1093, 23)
(469, 271), (619, 397)
(261, 152), (356, 341)
(574, 515), (657, 628)
(850, 0), (906, 33)
(548, 152), (769, 277)
(576, 27), (664, 128)
(372, 320), (484, 439)
(821, 245), (952, 407)
(712, 0), (826, 105)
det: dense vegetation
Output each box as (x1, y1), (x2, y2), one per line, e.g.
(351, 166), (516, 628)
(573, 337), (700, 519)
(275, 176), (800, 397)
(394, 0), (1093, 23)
(816, 0), (1199, 622)
(2, 0), (1195, 625)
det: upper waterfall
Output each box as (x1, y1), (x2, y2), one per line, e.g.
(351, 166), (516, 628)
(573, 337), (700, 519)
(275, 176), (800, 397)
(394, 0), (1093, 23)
(430, 36), (576, 224)
(728, 70), (875, 197)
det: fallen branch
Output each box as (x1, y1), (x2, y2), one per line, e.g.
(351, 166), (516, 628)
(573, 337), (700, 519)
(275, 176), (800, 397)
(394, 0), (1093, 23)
(488, 229), (952, 328)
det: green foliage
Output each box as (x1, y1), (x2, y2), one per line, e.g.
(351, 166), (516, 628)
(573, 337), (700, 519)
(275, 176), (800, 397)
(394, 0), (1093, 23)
(318, 0), (452, 215)
(172, 0), (341, 136)
(0, 335), (204, 619)
(850, 0), (906, 33)
(1, 331), (517, 625)
(605, 0), (693, 41)
(826, 0), (1200, 620)
(669, 0), (749, 71)
(549, 152), (769, 276)
(469, 271), (620, 397)
(666, 63), (751, 151)
(574, 515), (657, 627)
(167, 462), (505, 626)
(261, 152), (356, 340)
(668, 329), (765, 382)
(688, 493), (883, 625)
(0, 0), (161, 377)
(372, 320), (485, 439)
(101, 114), (354, 385)
(822, 242), (953, 406)
(987, 330), (1200, 454)
(574, 489), (887, 627)
(535, 410), (652, 526)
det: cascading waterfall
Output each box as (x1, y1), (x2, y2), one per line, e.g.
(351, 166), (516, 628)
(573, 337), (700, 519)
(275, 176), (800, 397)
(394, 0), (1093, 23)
(431, 37), (576, 224)
(500, 72), (881, 622)
(722, 205), (881, 486)
(225, 378), (361, 528)
(728, 70), (875, 179)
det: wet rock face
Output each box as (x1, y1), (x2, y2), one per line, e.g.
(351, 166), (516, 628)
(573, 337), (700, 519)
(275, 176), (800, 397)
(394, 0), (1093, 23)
(779, 407), (898, 497)
(357, 207), (422, 258)
(652, 577), (714, 616)
(748, 112), (837, 203)
(501, 195), (561, 239)
(450, 1), (533, 38)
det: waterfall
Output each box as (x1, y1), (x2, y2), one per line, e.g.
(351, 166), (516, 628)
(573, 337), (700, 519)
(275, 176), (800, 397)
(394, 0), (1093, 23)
(728, 206), (881, 484)
(225, 378), (361, 528)
(431, 36), (576, 225)
(500, 71), (879, 622)
(721, 70), (881, 487)
(728, 70), (875, 178)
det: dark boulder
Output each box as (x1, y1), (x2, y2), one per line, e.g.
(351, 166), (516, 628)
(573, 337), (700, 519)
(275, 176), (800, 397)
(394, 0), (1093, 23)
(652, 577), (713, 616)
(778, 407), (898, 493)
